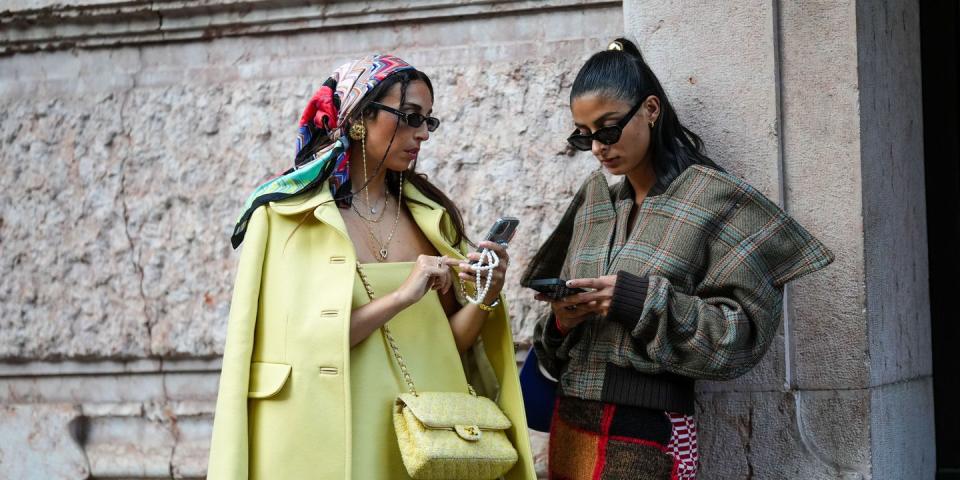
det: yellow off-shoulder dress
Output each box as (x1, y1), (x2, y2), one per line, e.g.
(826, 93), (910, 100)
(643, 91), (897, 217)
(349, 261), (471, 479)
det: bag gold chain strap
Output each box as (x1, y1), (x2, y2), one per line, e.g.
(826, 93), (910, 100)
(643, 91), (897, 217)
(354, 261), (518, 479)
(355, 261), (477, 398)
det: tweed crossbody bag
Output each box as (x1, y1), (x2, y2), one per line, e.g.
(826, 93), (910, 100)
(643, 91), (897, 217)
(356, 263), (519, 480)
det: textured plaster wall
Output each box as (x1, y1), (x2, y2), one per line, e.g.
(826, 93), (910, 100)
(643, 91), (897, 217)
(855, 0), (935, 475)
(0, 2), (623, 477)
(0, 7), (623, 360)
(0, 0), (935, 478)
(626, 0), (934, 479)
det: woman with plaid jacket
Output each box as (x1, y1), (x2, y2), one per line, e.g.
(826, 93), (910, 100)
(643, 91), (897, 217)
(523, 38), (834, 479)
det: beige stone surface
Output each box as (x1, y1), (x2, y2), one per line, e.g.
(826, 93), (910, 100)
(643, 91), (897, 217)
(0, 403), (89, 479)
(696, 390), (871, 479)
(0, 4), (623, 360)
(0, 0), (936, 478)
(625, 0), (788, 394)
(625, 0), (934, 478)
(0, 2), (621, 477)
(0, 359), (220, 478)
(779, 0), (870, 391)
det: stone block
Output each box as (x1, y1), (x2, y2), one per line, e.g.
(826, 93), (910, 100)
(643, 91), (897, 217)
(0, 403), (89, 479)
(779, 0), (870, 390)
(870, 377), (936, 479)
(696, 389), (870, 479)
(624, 0), (789, 393)
(855, 0), (932, 386)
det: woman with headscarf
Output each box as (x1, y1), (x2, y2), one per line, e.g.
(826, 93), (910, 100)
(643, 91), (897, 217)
(207, 54), (535, 479)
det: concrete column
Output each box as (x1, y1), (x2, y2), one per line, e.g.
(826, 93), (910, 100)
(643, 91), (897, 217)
(624, 1), (933, 478)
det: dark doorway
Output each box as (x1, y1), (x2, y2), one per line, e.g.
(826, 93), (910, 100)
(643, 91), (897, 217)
(920, 1), (959, 478)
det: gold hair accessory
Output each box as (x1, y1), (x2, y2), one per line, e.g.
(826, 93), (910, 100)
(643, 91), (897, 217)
(608, 40), (624, 51)
(349, 122), (366, 140)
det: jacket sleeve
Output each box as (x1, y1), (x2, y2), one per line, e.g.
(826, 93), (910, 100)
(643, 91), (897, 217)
(207, 206), (269, 479)
(526, 183), (588, 379)
(532, 311), (586, 379)
(606, 202), (834, 381)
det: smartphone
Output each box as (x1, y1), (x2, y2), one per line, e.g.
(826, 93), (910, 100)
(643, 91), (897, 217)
(527, 278), (587, 300)
(479, 216), (520, 250)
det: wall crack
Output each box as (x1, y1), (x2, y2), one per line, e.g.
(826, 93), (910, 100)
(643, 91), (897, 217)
(116, 46), (154, 357)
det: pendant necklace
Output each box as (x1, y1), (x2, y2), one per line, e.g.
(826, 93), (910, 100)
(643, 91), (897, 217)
(354, 172), (403, 261)
(352, 194), (387, 223)
(359, 191), (387, 217)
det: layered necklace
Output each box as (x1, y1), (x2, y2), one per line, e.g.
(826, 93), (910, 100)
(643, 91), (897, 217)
(352, 128), (403, 262)
(352, 177), (402, 261)
(352, 190), (388, 223)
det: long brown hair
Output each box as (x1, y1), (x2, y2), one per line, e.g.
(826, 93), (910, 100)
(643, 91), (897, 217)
(295, 69), (469, 246)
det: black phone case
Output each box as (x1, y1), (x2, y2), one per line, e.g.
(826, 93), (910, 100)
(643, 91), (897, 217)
(528, 279), (586, 300)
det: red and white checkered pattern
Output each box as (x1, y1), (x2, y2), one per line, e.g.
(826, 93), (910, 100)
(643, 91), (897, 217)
(666, 412), (699, 480)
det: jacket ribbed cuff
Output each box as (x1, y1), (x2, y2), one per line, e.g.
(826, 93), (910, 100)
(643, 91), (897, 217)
(607, 270), (649, 330)
(543, 314), (567, 345)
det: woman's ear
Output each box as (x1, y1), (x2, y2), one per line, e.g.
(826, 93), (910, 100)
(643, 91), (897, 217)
(644, 95), (661, 124)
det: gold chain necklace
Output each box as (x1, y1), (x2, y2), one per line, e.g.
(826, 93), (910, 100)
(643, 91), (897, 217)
(359, 186), (388, 215)
(354, 173), (403, 261)
(352, 194), (387, 223)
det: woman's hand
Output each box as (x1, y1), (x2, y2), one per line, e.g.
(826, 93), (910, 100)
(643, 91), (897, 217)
(394, 254), (453, 307)
(455, 241), (510, 305)
(563, 276), (618, 317)
(533, 275), (618, 332)
(534, 295), (597, 332)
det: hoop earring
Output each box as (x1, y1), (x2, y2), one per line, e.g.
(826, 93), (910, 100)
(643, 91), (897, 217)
(649, 120), (656, 129)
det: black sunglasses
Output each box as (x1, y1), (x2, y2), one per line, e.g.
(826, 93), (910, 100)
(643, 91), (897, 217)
(369, 102), (440, 132)
(566, 98), (645, 151)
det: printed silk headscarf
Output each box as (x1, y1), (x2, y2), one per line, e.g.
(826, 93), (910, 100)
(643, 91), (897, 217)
(230, 54), (415, 248)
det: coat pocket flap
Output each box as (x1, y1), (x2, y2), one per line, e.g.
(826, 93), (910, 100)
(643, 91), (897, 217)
(396, 392), (512, 430)
(247, 362), (292, 399)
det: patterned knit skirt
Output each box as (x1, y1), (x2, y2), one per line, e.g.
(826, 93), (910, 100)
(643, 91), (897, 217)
(548, 396), (698, 480)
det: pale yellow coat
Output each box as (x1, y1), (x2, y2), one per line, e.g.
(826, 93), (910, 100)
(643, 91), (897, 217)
(206, 181), (536, 479)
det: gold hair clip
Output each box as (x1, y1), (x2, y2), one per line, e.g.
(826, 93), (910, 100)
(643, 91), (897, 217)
(608, 40), (624, 51)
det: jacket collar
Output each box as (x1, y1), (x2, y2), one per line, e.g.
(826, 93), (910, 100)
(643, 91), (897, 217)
(402, 184), (464, 259)
(267, 178), (462, 258)
(268, 179), (446, 214)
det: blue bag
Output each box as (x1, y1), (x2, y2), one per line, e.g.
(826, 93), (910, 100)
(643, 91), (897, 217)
(518, 348), (557, 432)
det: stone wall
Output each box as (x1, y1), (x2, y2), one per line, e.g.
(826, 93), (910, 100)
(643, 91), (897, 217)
(624, 0), (934, 478)
(1, 0), (935, 478)
(1, 1), (622, 477)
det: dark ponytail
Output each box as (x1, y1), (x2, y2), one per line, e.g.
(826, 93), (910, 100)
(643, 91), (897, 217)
(571, 38), (722, 191)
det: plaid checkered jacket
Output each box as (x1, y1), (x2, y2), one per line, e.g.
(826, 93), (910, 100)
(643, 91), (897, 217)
(525, 165), (834, 411)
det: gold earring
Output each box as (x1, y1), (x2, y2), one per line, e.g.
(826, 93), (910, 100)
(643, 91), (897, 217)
(349, 122), (366, 140)
(649, 120), (656, 129)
